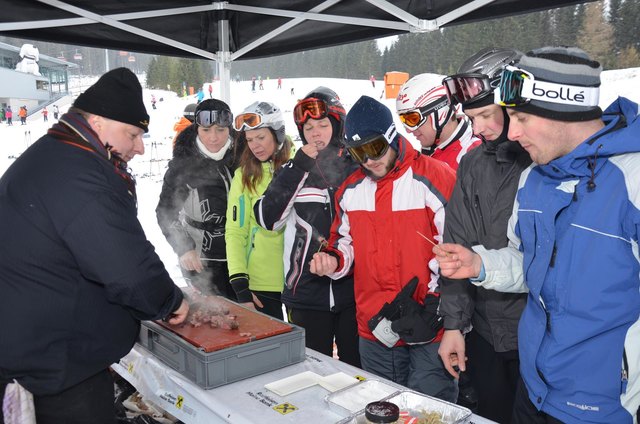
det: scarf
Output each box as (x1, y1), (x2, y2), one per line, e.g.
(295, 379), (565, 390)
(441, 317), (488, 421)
(47, 112), (137, 201)
(196, 135), (231, 160)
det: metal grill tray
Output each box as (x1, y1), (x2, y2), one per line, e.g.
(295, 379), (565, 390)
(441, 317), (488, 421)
(336, 389), (472, 424)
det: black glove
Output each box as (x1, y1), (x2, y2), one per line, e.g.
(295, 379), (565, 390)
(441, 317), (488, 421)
(229, 273), (252, 303)
(391, 292), (443, 344)
(368, 277), (420, 347)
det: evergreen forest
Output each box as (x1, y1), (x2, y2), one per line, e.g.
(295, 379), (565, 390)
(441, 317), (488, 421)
(2, 1), (639, 97)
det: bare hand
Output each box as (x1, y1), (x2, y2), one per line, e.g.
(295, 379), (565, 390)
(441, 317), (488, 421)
(300, 143), (319, 159)
(238, 293), (264, 311)
(438, 329), (467, 378)
(309, 252), (338, 276)
(433, 243), (482, 279)
(179, 250), (203, 273)
(166, 299), (189, 325)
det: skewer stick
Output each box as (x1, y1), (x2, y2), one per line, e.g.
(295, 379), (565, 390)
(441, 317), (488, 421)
(416, 230), (437, 247)
(416, 230), (449, 257)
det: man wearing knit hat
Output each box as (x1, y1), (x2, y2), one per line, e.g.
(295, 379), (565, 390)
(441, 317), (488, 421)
(310, 95), (458, 402)
(435, 46), (640, 424)
(0, 67), (188, 424)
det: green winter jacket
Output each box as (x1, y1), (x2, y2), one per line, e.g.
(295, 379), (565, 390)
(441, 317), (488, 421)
(225, 162), (284, 293)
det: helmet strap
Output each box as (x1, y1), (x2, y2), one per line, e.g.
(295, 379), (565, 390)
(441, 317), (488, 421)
(432, 106), (454, 145)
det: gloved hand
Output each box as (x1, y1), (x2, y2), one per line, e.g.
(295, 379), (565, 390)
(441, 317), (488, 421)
(391, 292), (443, 344)
(229, 273), (252, 303)
(368, 277), (420, 347)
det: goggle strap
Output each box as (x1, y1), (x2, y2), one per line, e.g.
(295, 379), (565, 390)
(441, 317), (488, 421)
(384, 124), (397, 144)
(497, 66), (600, 108)
(521, 79), (600, 107)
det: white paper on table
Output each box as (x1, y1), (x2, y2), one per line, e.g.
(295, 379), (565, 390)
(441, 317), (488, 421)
(264, 371), (321, 396)
(317, 372), (360, 392)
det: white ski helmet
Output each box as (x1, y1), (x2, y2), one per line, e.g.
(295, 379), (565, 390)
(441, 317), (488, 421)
(235, 101), (286, 145)
(396, 74), (454, 136)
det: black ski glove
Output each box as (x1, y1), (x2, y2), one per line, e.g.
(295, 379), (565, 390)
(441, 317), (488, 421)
(391, 292), (443, 344)
(229, 273), (252, 303)
(368, 277), (420, 347)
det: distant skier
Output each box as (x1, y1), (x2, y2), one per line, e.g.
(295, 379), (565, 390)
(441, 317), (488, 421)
(5, 106), (12, 125)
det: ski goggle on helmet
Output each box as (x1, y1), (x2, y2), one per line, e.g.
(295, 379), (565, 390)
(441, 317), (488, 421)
(494, 65), (600, 108)
(234, 112), (263, 131)
(293, 98), (346, 126)
(195, 109), (233, 128)
(398, 96), (449, 130)
(233, 101), (286, 145)
(442, 73), (495, 106)
(396, 79), (452, 132)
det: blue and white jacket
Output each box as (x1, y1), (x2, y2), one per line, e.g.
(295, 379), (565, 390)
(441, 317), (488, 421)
(475, 97), (640, 423)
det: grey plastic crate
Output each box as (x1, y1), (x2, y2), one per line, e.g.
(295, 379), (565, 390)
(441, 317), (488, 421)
(138, 320), (306, 389)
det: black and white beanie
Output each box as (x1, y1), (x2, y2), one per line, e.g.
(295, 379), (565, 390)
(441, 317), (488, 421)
(510, 46), (602, 122)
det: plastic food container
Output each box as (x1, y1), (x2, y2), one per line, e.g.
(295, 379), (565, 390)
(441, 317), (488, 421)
(325, 379), (401, 417)
(337, 390), (472, 424)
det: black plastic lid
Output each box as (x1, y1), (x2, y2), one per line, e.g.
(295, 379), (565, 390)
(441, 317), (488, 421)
(364, 401), (400, 423)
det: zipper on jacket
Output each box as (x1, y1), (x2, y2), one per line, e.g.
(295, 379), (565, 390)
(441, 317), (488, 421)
(328, 186), (336, 221)
(622, 348), (629, 394)
(549, 243), (557, 268)
(246, 227), (259, 263)
(541, 296), (551, 332)
(474, 194), (487, 236)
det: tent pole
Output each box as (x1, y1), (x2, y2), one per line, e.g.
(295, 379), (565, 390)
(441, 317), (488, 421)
(217, 18), (231, 104)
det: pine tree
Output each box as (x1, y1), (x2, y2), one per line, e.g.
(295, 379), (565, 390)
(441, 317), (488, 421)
(617, 45), (640, 68)
(576, 2), (615, 69)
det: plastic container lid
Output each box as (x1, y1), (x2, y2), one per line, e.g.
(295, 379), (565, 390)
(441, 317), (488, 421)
(365, 401), (400, 423)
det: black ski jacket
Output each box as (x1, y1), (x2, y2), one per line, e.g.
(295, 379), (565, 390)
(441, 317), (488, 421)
(254, 142), (358, 311)
(0, 115), (183, 395)
(439, 137), (531, 352)
(156, 125), (239, 262)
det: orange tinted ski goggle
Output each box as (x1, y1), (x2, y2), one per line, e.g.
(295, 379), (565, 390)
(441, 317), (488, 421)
(233, 112), (263, 131)
(294, 98), (329, 125)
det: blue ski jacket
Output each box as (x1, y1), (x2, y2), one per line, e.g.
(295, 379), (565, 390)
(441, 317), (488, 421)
(476, 97), (640, 423)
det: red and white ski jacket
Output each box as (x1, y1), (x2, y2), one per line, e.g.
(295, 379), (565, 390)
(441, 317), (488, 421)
(325, 137), (456, 342)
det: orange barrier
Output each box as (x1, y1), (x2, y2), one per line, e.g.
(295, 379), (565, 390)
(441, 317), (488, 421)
(384, 71), (410, 99)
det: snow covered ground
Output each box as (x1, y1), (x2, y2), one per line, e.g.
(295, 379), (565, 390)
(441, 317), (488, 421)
(1, 69), (639, 287)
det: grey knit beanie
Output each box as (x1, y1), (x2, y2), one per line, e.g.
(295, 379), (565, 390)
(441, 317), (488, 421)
(509, 46), (602, 121)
